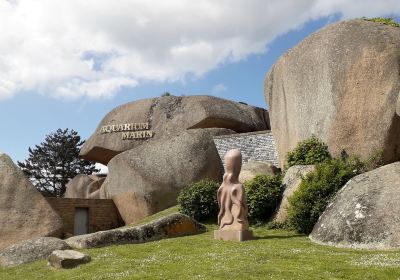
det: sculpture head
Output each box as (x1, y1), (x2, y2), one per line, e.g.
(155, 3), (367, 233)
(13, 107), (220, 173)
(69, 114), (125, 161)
(224, 149), (242, 181)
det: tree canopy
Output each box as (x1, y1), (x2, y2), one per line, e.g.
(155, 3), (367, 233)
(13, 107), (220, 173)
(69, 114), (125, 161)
(18, 128), (98, 197)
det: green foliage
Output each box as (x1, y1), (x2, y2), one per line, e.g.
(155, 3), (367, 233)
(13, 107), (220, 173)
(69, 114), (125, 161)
(287, 155), (382, 234)
(286, 136), (332, 168)
(244, 174), (282, 224)
(18, 128), (98, 197)
(161, 91), (171, 97)
(177, 179), (219, 221)
(362, 17), (400, 27)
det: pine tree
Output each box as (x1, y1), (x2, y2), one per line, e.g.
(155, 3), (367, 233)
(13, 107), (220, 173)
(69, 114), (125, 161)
(18, 128), (99, 197)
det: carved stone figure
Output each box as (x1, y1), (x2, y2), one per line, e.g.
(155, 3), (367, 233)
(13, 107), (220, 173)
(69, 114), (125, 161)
(214, 149), (253, 241)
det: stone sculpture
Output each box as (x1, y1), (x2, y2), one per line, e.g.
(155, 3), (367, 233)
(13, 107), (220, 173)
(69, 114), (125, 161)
(214, 149), (253, 241)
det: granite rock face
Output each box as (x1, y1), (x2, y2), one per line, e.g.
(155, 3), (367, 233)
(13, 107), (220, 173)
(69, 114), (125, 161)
(238, 161), (279, 183)
(48, 250), (91, 269)
(64, 174), (105, 199)
(80, 95), (269, 164)
(274, 165), (315, 223)
(66, 213), (206, 249)
(0, 152), (62, 250)
(100, 129), (226, 223)
(0, 237), (70, 267)
(310, 162), (400, 249)
(265, 19), (400, 165)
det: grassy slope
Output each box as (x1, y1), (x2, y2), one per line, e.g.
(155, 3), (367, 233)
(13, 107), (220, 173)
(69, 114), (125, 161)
(1, 207), (400, 280)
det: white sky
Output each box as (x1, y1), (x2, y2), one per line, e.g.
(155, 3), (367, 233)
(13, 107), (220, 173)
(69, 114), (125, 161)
(0, 0), (399, 101)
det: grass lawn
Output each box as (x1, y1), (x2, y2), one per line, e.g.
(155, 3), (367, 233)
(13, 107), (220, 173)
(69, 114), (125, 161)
(1, 207), (400, 280)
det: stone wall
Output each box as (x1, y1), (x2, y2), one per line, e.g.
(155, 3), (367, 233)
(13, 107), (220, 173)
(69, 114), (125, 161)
(213, 130), (280, 167)
(46, 198), (123, 238)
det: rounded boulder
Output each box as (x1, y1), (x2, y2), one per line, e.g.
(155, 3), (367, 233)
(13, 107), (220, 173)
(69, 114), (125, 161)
(310, 162), (400, 249)
(265, 19), (400, 165)
(80, 95), (269, 164)
(100, 128), (228, 223)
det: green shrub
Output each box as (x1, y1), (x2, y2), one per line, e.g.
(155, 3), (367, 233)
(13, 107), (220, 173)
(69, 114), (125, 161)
(287, 157), (368, 234)
(362, 17), (400, 27)
(286, 136), (332, 168)
(177, 179), (219, 221)
(161, 91), (172, 97)
(244, 174), (282, 224)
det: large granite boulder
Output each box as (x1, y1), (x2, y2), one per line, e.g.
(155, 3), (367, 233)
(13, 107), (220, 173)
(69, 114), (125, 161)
(66, 213), (206, 249)
(0, 237), (70, 267)
(238, 161), (280, 183)
(100, 128), (227, 224)
(0, 152), (62, 250)
(265, 19), (400, 165)
(64, 174), (105, 199)
(310, 162), (400, 249)
(80, 95), (269, 164)
(274, 165), (315, 223)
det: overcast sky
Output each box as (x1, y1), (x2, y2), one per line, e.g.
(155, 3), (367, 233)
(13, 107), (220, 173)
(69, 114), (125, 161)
(1, 0), (399, 164)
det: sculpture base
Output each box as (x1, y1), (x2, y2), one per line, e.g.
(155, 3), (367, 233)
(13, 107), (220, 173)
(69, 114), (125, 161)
(214, 229), (253, 242)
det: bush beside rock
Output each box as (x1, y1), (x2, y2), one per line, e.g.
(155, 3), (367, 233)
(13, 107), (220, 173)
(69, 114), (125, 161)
(177, 179), (219, 222)
(287, 158), (367, 234)
(244, 174), (282, 224)
(274, 165), (315, 223)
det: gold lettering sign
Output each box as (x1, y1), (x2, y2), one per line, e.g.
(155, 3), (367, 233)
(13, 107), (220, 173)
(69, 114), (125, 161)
(99, 122), (154, 140)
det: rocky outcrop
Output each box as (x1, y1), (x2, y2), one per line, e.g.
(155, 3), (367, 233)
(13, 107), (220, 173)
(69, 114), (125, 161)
(0, 152), (62, 250)
(66, 213), (206, 249)
(100, 129), (226, 223)
(396, 95), (400, 116)
(238, 161), (279, 183)
(274, 165), (315, 223)
(0, 237), (70, 267)
(265, 19), (400, 165)
(80, 95), (269, 164)
(48, 250), (91, 269)
(310, 162), (400, 249)
(64, 174), (105, 199)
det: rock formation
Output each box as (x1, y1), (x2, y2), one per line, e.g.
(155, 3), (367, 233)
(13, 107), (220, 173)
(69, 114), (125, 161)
(0, 152), (62, 250)
(48, 250), (91, 269)
(264, 19), (400, 165)
(215, 149), (252, 241)
(0, 237), (70, 267)
(310, 162), (400, 249)
(274, 165), (315, 223)
(64, 174), (105, 199)
(66, 213), (206, 249)
(80, 95), (269, 164)
(238, 161), (279, 183)
(100, 129), (229, 224)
